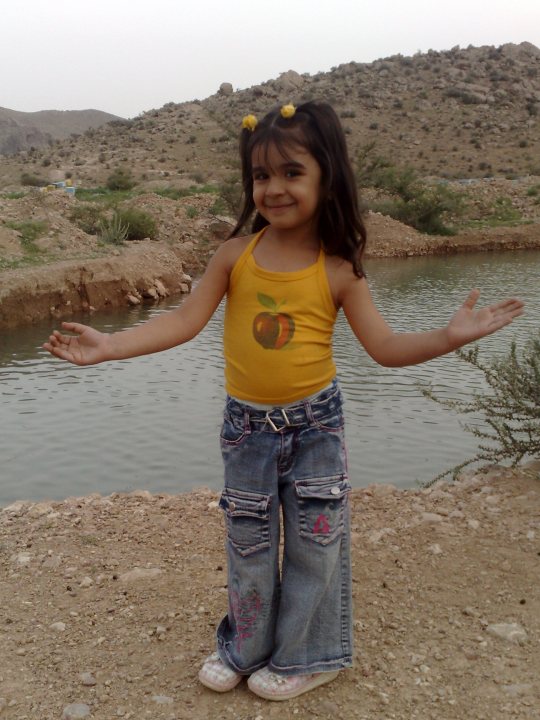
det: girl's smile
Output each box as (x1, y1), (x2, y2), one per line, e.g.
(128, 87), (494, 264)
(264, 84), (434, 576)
(251, 143), (322, 234)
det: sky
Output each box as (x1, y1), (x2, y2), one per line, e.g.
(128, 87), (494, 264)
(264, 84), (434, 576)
(1, 0), (539, 119)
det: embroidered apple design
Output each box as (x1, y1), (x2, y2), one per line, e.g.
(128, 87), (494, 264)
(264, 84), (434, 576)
(253, 293), (295, 349)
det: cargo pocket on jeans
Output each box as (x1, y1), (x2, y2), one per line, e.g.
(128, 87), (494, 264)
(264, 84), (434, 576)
(219, 488), (271, 557)
(295, 475), (350, 545)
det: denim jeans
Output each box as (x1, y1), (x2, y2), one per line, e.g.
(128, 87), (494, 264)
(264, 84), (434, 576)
(216, 380), (353, 676)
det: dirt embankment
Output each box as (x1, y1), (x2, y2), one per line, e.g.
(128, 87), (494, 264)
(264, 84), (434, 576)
(1, 206), (539, 331)
(1, 465), (538, 720)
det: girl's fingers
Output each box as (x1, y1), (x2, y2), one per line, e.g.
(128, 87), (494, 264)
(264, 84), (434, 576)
(462, 288), (480, 308)
(61, 321), (88, 334)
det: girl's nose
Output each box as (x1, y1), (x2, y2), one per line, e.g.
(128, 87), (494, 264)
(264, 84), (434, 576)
(266, 175), (285, 195)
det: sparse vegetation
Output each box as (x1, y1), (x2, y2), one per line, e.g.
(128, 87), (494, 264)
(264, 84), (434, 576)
(356, 143), (463, 235)
(4, 220), (48, 251)
(466, 196), (523, 229)
(20, 173), (48, 187)
(106, 167), (136, 191)
(69, 204), (107, 235)
(99, 213), (129, 245)
(115, 207), (157, 240)
(422, 334), (540, 485)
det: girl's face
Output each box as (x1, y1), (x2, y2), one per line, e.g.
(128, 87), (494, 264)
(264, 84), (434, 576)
(251, 141), (322, 235)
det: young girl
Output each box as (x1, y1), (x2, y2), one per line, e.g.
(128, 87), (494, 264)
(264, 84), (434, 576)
(44, 101), (523, 702)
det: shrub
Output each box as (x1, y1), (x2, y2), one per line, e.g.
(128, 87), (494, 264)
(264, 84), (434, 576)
(106, 168), (136, 191)
(422, 334), (540, 485)
(20, 173), (47, 187)
(115, 207), (157, 240)
(356, 144), (463, 235)
(99, 213), (128, 245)
(70, 204), (106, 235)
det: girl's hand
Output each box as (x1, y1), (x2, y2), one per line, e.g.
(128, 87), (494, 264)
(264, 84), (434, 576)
(446, 289), (524, 349)
(43, 322), (112, 366)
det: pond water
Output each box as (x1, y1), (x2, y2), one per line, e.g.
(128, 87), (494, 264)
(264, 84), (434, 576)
(1, 249), (539, 506)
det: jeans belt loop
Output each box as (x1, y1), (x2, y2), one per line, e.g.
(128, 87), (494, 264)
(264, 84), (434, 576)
(265, 408), (291, 432)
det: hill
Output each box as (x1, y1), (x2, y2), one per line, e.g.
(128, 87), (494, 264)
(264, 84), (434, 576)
(1, 41), (539, 190)
(1, 42), (539, 330)
(0, 107), (123, 156)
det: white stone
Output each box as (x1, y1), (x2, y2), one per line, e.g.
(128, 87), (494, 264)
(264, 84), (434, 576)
(486, 623), (527, 645)
(119, 567), (163, 583)
(429, 544), (443, 555)
(80, 672), (97, 686)
(62, 704), (91, 719)
(421, 512), (443, 524)
(467, 519), (480, 530)
(50, 622), (67, 632)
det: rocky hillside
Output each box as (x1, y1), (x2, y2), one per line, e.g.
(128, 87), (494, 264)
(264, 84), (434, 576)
(0, 107), (123, 156)
(0, 42), (539, 191)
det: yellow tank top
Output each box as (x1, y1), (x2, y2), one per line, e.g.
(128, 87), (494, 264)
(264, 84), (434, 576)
(223, 229), (338, 405)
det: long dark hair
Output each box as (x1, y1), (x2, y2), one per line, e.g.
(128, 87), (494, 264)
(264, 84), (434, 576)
(229, 101), (366, 278)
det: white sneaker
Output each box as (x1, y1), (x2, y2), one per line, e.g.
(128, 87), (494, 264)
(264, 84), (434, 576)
(247, 665), (339, 701)
(198, 652), (243, 692)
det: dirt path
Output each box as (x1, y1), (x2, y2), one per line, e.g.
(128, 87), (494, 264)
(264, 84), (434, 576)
(1, 465), (538, 720)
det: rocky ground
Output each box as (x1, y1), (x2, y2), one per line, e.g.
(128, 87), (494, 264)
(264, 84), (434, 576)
(1, 464), (538, 720)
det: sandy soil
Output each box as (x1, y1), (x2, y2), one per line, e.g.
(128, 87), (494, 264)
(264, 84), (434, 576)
(1, 465), (538, 720)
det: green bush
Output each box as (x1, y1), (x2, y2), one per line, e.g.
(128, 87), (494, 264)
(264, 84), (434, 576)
(115, 207), (157, 240)
(422, 333), (540, 485)
(69, 204), (106, 235)
(106, 168), (136, 191)
(356, 144), (463, 235)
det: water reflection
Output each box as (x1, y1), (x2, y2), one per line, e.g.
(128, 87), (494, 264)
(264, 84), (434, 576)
(1, 250), (538, 505)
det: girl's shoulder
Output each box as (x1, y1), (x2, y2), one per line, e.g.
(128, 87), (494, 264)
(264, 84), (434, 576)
(324, 254), (366, 309)
(213, 233), (256, 275)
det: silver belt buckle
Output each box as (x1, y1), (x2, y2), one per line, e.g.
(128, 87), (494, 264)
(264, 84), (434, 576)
(265, 408), (291, 432)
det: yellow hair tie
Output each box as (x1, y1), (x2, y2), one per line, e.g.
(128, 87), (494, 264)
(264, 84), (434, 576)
(242, 114), (258, 131)
(280, 104), (296, 119)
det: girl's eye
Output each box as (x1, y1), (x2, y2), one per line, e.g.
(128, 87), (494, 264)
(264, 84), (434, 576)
(253, 172), (268, 181)
(285, 169), (301, 178)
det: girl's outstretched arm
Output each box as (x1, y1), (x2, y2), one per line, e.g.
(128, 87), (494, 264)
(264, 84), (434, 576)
(43, 242), (234, 365)
(341, 277), (524, 368)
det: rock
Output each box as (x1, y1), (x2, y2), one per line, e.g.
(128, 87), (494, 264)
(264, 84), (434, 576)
(62, 703), (91, 719)
(468, 519), (480, 530)
(501, 683), (533, 697)
(275, 70), (304, 92)
(368, 528), (395, 543)
(50, 621), (67, 632)
(421, 512), (444, 524)
(80, 672), (97, 686)
(486, 622), (528, 645)
(119, 567), (163, 583)
(126, 293), (141, 306)
(218, 82), (233, 96)
(429, 543), (443, 555)
(151, 695), (173, 704)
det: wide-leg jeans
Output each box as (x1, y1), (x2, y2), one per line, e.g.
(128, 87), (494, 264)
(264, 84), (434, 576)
(216, 380), (353, 676)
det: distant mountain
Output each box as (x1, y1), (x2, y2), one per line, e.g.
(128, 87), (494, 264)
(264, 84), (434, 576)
(0, 107), (124, 155)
